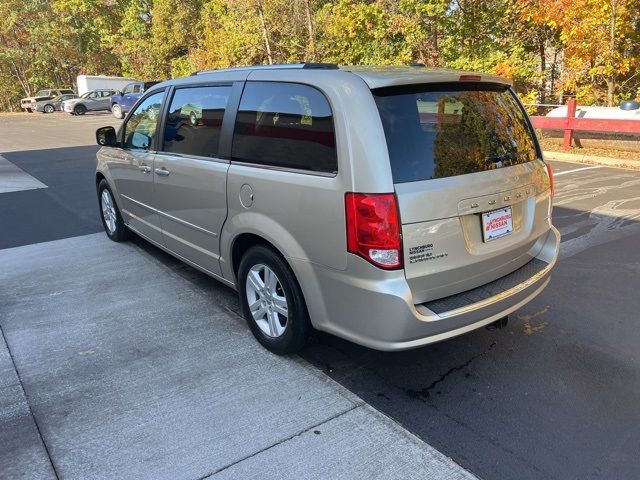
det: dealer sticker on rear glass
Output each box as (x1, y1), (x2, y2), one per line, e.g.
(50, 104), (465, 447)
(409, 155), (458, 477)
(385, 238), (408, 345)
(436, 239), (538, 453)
(482, 207), (513, 242)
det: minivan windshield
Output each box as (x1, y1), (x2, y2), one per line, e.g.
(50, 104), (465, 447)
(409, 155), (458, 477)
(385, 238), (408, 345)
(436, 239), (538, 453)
(373, 84), (539, 183)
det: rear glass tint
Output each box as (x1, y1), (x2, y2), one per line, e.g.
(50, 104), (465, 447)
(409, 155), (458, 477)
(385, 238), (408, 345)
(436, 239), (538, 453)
(373, 84), (539, 183)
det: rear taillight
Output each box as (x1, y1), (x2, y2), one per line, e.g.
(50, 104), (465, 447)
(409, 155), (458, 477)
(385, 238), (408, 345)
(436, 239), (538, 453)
(345, 193), (402, 270)
(545, 163), (554, 196)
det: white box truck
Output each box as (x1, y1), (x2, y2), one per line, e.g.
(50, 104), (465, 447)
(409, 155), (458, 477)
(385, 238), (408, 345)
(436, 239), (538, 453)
(76, 75), (135, 95)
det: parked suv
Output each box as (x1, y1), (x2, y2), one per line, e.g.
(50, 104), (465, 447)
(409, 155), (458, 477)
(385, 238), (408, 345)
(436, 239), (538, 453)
(94, 64), (559, 354)
(110, 81), (158, 119)
(62, 89), (117, 115)
(21, 88), (75, 112)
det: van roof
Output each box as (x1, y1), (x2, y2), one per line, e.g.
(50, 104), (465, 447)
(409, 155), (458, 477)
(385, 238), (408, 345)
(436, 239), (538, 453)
(344, 65), (511, 89)
(192, 63), (511, 89)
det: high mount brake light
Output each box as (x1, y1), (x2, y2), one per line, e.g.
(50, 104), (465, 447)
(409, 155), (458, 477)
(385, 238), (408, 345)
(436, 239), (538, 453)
(345, 193), (403, 270)
(459, 75), (482, 82)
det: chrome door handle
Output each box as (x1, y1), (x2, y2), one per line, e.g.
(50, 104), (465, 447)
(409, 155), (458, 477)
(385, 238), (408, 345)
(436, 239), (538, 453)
(155, 167), (170, 177)
(139, 165), (151, 174)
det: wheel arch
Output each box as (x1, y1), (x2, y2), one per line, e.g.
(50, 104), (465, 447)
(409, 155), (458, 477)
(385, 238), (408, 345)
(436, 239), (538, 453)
(95, 169), (125, 215)
(223, 212), (328, 323)
(230, 231), (319, 333)
(231, 233), (286, 280)
(95, 171), (106, 188)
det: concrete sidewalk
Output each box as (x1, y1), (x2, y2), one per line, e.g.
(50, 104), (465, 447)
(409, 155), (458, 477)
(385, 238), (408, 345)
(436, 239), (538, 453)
(0, 234), (477, 480)
(543, 149), (640, 170)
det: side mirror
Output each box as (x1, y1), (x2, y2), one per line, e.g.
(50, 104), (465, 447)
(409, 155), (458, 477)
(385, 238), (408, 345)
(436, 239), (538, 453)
(96, 126), (117, 147)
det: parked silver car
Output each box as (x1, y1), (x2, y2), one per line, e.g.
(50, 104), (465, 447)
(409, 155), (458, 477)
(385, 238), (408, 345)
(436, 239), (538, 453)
(34, 94), (78, 113)
(63, 89), (117, 115)
(94, 64), (559, 354)
(21, 88), (75, 112)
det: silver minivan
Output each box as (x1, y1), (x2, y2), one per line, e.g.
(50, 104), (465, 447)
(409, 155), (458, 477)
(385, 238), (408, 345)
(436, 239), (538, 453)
(95, 63), (559, 354)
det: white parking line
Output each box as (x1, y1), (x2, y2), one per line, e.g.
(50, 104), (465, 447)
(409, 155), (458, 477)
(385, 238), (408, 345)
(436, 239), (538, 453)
(554, 165), (603, 176)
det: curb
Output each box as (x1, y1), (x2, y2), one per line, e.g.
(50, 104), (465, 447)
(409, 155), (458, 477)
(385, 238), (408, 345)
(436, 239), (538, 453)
(543, 150), (640, 171)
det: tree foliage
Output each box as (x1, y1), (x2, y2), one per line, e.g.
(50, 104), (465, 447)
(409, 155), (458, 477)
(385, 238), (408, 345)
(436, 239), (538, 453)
(0, 0), (638, 109)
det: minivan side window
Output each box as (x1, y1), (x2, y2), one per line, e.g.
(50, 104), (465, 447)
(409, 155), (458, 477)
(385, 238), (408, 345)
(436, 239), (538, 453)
(163, 85), (231, 157)
(232, 82), (337, 173)
(123, 91), (165, 150)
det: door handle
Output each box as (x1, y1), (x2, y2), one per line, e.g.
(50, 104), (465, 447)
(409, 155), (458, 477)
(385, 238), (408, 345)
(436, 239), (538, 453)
(155, 167), (170, 177)
(139, 164), (151, 174)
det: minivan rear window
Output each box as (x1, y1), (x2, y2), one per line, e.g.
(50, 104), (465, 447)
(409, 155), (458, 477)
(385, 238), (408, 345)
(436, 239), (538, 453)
(373, 84), (539, 183)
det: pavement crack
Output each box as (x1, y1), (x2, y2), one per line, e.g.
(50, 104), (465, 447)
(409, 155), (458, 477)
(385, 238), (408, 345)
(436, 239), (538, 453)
(198, 404), (361, 479)
(404, 342), (497, 401)
(0, 323), (61, 480)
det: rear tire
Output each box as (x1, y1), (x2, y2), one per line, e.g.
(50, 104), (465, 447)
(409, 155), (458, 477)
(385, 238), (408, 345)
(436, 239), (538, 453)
(74, 104), (87, 115)
(112, 103), (124, 119)
(98, 179), (128, 242)
(238, 245), (311, 355)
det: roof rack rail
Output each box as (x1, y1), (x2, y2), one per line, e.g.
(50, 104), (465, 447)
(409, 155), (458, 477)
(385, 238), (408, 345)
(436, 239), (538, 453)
(195, 62), (340, 75)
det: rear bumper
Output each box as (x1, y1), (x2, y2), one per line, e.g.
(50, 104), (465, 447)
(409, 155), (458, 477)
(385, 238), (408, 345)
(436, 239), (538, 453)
(299, 226), (559, 351)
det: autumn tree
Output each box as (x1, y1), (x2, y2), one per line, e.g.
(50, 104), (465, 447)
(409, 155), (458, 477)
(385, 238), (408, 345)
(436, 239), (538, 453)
(547, 0), (640, 105)
(0, 0), (638, 109)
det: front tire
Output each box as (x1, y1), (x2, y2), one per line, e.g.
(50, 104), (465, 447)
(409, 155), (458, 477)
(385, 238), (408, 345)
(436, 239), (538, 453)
(98, 179), (128, 242)
(238, 245), (311, 355)
(43, 104), (55, 114)
(112, 103), (124, 119)
(74, 104), (87, 115)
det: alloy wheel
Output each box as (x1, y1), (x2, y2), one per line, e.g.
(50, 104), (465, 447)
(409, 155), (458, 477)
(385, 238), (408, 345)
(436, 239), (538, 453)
(101, 189), (117, 234)
(245, 264), (289, 337)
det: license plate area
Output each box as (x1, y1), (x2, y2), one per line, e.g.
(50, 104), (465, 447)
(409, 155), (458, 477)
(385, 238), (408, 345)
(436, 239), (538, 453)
(481, 207), (513, 242)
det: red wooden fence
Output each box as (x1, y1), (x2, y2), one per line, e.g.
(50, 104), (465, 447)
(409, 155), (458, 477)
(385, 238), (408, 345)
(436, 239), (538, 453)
(529, 98), (640, 150)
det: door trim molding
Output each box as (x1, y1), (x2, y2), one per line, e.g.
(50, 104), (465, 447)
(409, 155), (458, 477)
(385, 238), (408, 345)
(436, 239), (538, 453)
(121, 194), (218, 237)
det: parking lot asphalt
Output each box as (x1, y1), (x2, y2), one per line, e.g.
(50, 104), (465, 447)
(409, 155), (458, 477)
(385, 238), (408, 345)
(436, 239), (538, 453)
(0, 112), (120, 153)
(1, 115), (640, 480)
(0, 113), (122, 249)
